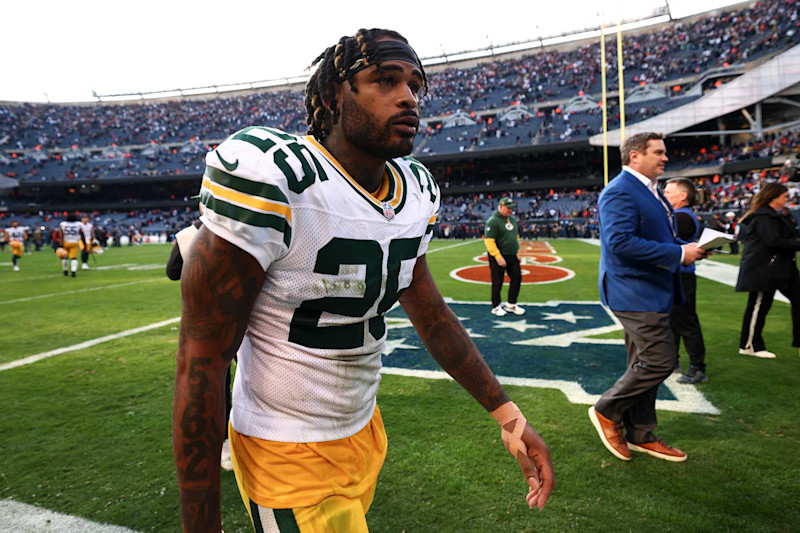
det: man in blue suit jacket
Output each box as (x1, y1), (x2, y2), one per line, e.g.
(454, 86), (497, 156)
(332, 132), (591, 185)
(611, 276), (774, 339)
(588, 132), (706, 463)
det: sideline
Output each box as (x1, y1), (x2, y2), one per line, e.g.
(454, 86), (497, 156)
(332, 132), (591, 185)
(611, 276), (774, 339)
(0, 278), (166, 305)
(575, 238), (789, 303)
(0, 317), (180, 372)
(0, 499), (138, 533)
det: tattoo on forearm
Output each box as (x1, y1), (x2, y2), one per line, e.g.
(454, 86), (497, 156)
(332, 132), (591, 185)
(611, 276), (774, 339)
(180, 229), (260, 359)
(173, 228), (265, 532)
(181, 358), (211, 482)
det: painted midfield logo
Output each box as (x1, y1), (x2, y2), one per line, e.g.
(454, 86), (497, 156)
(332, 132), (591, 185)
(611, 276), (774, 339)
(382, 300), (719, 415)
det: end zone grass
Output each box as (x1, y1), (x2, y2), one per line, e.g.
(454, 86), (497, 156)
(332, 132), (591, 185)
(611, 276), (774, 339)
(0, 241), (798, 531)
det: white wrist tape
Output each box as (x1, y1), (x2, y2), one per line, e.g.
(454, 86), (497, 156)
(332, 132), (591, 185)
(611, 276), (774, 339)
(491, 401), (528, 458)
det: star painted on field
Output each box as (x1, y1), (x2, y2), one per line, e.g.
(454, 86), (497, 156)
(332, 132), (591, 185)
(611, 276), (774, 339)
(465, 328), (486, 338)
(541, 311), (592, 324)
(383, 338), (418, 355)
(387, 316), (468, 331)
(493, 320), (548, 333)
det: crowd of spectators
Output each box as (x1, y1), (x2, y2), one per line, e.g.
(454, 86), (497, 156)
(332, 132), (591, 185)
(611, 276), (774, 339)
(423, 0), (796, 115)
(0, 89), (305, 152)
(438, 188), (599, 225)
(2, 145), (208, 182)
(1, 0), (796, 161)
(693, 168), (800, 212)
(669, 127), (800, 170)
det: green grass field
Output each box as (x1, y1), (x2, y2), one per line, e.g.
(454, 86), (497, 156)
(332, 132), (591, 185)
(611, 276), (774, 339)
(1, 240), (798, 532)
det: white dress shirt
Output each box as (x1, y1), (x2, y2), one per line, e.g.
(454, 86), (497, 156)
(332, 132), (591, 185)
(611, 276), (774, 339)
(623, 165), (685, 264)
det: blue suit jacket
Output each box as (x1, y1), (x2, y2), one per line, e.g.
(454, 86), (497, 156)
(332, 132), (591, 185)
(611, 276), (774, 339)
(598, 170), (684, 313)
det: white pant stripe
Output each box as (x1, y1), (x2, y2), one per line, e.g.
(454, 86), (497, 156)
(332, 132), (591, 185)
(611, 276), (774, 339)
(745, 292), (764, 350)
(254, 504), (282, 533)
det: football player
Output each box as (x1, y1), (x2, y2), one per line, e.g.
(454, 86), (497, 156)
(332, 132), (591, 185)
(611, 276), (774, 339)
(7, 221), (27, 271)
(79, 215), (96, 270)
(173, 29), (554, 533)
(59, 214), (82, 277)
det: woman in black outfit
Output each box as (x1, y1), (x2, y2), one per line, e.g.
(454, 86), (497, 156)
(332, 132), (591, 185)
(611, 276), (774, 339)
(736, 182), (800, 358)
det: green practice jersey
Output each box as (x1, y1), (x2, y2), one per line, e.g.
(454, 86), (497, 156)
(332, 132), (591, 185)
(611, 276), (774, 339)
(484, 211), (519, 255)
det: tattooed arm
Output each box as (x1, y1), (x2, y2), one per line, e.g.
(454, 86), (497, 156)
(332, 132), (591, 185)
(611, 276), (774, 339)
(399, 256), (509, 411)
(398, 255), (555, 509)
(173, 227), (265, 532)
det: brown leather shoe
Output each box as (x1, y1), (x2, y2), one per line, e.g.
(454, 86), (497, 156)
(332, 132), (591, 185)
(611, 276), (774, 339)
(588, 406), (631, 461)
(627, 440), (687, 462)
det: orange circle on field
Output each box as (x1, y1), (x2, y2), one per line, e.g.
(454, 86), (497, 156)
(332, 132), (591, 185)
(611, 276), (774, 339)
(450, 264), (575, 285)
(521, 244), (555, 252)
(518, 252), (560, 263)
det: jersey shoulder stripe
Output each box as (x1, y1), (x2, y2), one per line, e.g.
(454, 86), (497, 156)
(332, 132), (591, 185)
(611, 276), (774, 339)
(199, 190), (291, 247)
(204, 166), (290, 207)
(202, 169), (292, 229)
(201, 129), (296, 250)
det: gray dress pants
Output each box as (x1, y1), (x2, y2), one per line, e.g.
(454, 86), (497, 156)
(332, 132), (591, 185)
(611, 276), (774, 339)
(594, 311), (675, 444)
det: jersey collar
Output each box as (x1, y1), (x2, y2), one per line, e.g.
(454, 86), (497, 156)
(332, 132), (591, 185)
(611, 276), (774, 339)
(305, 136), (407, 216)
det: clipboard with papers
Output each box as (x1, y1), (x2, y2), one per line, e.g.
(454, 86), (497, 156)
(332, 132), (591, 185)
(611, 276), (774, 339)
(697, 227), (735, 250)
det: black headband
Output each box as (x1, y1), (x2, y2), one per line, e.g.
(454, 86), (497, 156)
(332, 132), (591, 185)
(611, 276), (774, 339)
(343, 40), (422, 79)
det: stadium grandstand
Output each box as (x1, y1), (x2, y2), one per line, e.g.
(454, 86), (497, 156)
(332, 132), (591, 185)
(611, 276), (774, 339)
(1, 0), (798, 240)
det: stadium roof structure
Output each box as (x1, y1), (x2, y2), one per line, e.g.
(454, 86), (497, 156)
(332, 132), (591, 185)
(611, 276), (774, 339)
(0, 175), (19, 189)
(590, 45), (800, 147)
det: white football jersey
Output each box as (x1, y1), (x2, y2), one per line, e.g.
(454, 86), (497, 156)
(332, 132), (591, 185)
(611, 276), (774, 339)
(60, 221), (82, 244)
(7, 227), (26, 243)
(80, 222), (94, 242)
(200, 126), (439, 443)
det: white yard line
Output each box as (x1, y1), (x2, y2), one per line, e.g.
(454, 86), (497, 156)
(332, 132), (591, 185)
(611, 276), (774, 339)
(381, 367), (719, 415)
(0, 499), (138, 533)
(0, 274), (65, 283)
(427, 239), (480, 253)
(694, 260), (790, 303)
(0, 317), (180, 372)
(0, 278), (165, 304)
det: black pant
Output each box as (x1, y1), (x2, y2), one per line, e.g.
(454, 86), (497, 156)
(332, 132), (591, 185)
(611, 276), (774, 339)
(740, 272), (800, 351)
(670, 272), (706, 370)
(488, 254), (521, 308)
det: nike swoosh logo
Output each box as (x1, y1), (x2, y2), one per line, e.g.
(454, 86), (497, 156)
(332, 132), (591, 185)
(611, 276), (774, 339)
(216, 151), (239, 172)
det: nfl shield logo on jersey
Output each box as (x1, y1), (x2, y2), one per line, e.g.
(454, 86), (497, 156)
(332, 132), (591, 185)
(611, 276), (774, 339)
(381, 201), (395, 220)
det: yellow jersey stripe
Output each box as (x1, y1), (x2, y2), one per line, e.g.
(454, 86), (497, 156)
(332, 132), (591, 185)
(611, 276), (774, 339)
(202, 177), (292, 223)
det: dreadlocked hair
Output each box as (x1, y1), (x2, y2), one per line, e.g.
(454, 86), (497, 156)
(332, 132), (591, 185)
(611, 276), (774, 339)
(304, 28), (428, 141)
